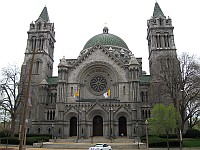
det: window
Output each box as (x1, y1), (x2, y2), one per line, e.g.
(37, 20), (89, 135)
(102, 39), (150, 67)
(36, 61), (40, 74)
(141, 91), (144, 102)
(123, 86), (125, 95)
(37, 22), (42, 30)
(37, 128), (41, 134)
(71, 87), (73, 96)
(31, 37), (36, 51)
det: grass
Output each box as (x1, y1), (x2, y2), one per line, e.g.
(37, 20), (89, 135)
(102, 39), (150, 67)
(145, 136), (200, 148)
(183, 138), (200, 147)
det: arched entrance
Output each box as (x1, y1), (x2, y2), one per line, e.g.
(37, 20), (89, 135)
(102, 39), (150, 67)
(70, 117), (77, 136)
(93, 115), (103, 136)
(118, 116), (127, 136)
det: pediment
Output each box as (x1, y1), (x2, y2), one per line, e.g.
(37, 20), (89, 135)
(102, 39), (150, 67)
(71, 43), (125, 70)
(114, 104), (132, 119)
(65, 105), (78, 116)
(87, 101), (107, 114)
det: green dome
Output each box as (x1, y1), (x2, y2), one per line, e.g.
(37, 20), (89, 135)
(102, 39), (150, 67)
(83, 28), (129, 50)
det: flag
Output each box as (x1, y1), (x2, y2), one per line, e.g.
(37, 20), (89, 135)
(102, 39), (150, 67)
(74, 89), (79, 98)
(103, 89), (111, 98)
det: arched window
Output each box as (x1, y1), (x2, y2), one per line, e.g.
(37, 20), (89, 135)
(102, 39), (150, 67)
(123, 86), (125, 95)
(47, 111), (49, 120)
(50, 111), (52, 120)
(36, 60), (40, 74)
(54, 93), (57, 103)
(71, 87), (73, 96)
(51, 93), (53, 103)
(37, 22), (42, 30)
(38, 36), (44, 50)
(141, 91), (144, 102)
(37, 128), (41, 134)
(48, 128), (51, 134)
(145, 92), (148, 102)
(53, 110), (55, 120)
(31, 37), (36, 51)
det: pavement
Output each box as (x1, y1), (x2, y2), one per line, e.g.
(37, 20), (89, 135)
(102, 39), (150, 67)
(0, 145), (200, 150)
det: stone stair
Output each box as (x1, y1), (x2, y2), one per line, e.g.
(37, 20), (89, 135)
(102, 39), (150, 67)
(37, 137), (146, 149)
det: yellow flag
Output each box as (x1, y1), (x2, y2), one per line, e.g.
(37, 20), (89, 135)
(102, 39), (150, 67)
(74, 89), (79, 97)
(108, 89), (111, 97)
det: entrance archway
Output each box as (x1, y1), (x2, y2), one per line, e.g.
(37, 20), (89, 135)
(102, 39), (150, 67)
(118, 116), (127, 136)
(93, 115), (103, 136)
(70, 117), (77, 136)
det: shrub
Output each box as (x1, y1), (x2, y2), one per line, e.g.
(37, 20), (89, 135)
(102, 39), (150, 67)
(1, 137), (19, 145)
(159, 134), (178, 138)
(0, 135), (50, 145)
(185, 129), (200, 138)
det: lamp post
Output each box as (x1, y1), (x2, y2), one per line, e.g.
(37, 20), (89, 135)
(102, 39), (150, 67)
(109, 105), (113, 141)
(136, 123), (140, 149)
(51, 123), (54, 139)
(145, 120), (149, 150)
(23, 119), (28, 148)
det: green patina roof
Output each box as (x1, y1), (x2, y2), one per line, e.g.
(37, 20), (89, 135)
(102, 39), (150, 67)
(47, 76), (58, 85)
(153, 2), (165, 18)
(140, 75), (151, 84)
(38, 6), (49, 22)
(83, 32), (129, 50)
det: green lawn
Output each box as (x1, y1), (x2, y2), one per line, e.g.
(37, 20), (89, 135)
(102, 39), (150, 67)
(146, 136), (200, 148)
(183, 138), (200, 147)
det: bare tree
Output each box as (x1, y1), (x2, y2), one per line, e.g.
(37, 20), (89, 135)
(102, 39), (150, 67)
(179, 53), (200, 130)
(0, 65), (21, 137)
(154, 53), (200, 131)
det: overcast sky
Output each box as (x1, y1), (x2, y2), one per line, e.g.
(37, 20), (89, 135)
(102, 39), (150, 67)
(0, 0), (200, 76)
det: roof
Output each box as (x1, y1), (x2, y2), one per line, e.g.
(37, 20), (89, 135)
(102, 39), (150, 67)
(140, 75), (151, 84)
(83, 27), (129, 50)
(38, 6), (49, 22)
(47, 76), (58, 85)
(153, 2), (165, 18)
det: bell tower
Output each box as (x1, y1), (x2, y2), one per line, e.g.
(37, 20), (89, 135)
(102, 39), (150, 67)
(22, 6), (56, 84)
(147, 2), (179, 104)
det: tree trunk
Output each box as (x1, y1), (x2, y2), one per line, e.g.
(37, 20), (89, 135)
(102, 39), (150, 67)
(10, 113), (16, 137)
(166, 132), (170, 150)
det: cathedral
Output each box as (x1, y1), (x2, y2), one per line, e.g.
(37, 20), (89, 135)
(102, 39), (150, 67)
(17, 2), (179, 139)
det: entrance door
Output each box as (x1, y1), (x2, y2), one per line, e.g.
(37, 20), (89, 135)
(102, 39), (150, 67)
(70, 117), (77, 136)
(118, 116), (127, 136)
(93, 115), (103, 136)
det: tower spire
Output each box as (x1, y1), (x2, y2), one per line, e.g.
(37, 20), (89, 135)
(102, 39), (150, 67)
(153, 2), (165, 18)
(38, 6), (49, 22)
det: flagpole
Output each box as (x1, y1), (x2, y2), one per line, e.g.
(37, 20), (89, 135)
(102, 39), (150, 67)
(109, 89), (112, 141)
(77, 84), (80, 142)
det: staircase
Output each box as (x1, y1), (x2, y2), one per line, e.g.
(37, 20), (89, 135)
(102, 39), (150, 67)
(35, 137), (146, 149)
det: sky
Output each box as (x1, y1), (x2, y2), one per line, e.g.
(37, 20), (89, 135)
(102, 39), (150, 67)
(0, 0), (200, 76)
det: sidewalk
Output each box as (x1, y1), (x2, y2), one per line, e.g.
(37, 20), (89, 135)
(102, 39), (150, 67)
(0, 145), (200, 150)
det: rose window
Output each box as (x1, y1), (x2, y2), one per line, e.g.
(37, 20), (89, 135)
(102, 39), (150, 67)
(90, 75), (107, 92)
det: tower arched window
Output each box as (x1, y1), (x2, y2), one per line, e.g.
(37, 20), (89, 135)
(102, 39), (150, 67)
(36, 60), (40, 74)
(31, 37), (37, 51)
(53, 110), (55, 120)
(145, 92), (148, 102)
(159, 18), (163, 26)
(47, 111), (49, 120)
(141, 91), (144, 102)
(51, 93), (53, 103)
(54, 93), (57, 103)
(37, 22), (42, 30)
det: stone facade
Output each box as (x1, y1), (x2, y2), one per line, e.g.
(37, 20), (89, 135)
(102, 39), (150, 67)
(16, 2), (180, 139)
